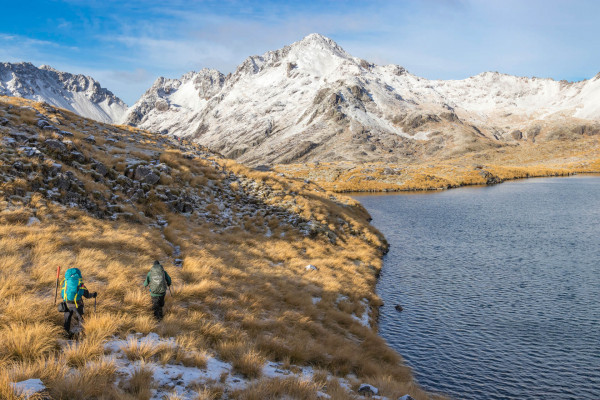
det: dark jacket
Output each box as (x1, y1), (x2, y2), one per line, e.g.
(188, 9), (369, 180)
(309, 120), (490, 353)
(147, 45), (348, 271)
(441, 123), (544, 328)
(143, 264), (172, 297)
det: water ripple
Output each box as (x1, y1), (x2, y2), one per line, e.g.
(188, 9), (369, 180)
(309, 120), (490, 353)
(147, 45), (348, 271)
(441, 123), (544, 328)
(354, 176), (600, 400)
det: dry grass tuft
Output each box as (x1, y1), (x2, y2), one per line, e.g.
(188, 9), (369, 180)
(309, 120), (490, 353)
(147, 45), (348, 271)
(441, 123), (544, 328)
(232, 376), (319, 400)
(0, 323), (60, 362)
(121, 362), (154, 400)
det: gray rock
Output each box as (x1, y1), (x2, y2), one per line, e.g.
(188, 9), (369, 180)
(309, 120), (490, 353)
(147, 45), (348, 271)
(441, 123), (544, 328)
(70, 151), (86, 163)
(54, 174), (71, 190)
(398, 396), (415, 400)
(21, 146), (42, 158)
(2, 136), (17, 146)
(84, 135), (96, 144)
(36, 119), (51, 129)
(42, 124), (59, 132)
(44, 139), (67, 153)
(134, 165), (160, 185)
(116, 174), (133, 187)
(49, 163), (62, 175)
(0, 117), (9, 126)
(93, 162), (108, 177)
(358, 384), (378, 396)
(60, 130), (74, 137)
(9, 131), (31, 142)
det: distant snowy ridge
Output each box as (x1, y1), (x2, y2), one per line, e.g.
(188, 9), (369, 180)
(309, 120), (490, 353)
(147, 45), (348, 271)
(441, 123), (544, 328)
(0, 62), (127, 123)
(125, 33), (600, 165)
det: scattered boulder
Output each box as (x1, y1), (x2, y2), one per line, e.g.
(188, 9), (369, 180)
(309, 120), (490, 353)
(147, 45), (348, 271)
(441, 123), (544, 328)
(0, 117), (9, 126)
(134, 165), (160, 185)
(116, 174), (133, 187)
(358, 383), (378, 396)
(93, 161), (108, 177)
(305, 264), (318, 271)
(36, 119), (51, 129)
(22, 147), (42, 158)
(27, 217), (41, 226)
(398, 396), (415, 400)
(85, 135), (96, 144)
(70, 151), (86, 163)
(44, 139), (67, 153)
(49, 163), (63, 175)
(9, 131), (32, 142)
(478, 169), (503, 185)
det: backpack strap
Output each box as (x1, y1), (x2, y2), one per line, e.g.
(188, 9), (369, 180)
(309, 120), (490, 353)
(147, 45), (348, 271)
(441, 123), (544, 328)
(61, 279), (67, 302)
(74, 278), (82, 308)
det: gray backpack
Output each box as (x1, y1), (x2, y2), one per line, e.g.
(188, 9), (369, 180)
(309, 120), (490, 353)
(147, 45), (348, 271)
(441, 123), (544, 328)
(148, 263), (167, 295)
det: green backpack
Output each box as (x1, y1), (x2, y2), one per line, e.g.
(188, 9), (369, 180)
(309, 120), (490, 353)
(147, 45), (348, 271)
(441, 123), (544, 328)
(149, 263), (167, 295)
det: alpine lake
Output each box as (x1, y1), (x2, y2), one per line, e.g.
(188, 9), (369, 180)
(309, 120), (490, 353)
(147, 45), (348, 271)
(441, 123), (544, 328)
(352, 175), (600, 400)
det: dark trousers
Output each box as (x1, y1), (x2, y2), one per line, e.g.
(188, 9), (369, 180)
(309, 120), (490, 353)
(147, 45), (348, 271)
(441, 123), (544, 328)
(64, 303), (84, 333)
(151, 295), (165, 320)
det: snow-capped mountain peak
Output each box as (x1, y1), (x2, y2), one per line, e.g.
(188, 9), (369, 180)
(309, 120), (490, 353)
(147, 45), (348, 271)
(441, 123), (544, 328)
(125, 33), (600, 165)
(0, 62), (127, 123)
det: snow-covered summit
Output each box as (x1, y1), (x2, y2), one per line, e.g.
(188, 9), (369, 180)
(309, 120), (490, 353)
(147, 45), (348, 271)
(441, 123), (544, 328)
(0, 62), (127, 123)
(126, 33), (600, 165)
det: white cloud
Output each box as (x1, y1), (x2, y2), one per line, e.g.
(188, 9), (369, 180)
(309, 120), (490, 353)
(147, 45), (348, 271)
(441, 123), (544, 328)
(2, 0), (600, 104)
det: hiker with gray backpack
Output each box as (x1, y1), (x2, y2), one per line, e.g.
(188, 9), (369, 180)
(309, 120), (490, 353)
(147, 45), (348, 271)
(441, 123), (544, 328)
(58, 267), (97, 338)
(143, 261), (172, 320)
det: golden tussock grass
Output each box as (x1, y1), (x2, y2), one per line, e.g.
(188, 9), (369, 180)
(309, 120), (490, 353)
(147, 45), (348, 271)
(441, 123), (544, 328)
(232, 376), (319, 400)
(120, 362), (153, 400)
(275, 137), (600, 193)
(0, 323), (60, 362)
(0, 96), (433, 399)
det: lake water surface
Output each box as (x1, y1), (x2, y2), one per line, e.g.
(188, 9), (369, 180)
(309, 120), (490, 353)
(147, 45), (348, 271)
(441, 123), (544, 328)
(353, 176), (600, 400)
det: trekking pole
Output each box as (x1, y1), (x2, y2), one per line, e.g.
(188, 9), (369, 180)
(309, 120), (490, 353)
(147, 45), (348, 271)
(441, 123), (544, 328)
(54, 266), (61, 305)
(163, 269), (173, 297)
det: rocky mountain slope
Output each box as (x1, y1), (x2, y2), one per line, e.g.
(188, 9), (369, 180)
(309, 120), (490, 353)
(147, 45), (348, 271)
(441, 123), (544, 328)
(125, 33), (600, 166)
(0, 95), (437, 399)
(0, 62), (127, 124)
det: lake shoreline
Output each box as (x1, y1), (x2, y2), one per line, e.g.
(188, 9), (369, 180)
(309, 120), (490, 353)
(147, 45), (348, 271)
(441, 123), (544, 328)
(354, 176), (600, 399)
(341, 171), (600, 195)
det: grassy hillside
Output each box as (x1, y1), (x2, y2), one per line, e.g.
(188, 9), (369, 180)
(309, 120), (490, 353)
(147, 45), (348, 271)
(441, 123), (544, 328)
(275, 137), (600, 192)
(0, 96), (440, 399)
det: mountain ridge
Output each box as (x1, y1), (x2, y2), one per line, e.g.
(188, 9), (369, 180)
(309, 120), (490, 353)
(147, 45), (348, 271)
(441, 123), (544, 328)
(124, 33), (600, 166)
(2, 34), (599, 166)
(0, 62), (128, 124)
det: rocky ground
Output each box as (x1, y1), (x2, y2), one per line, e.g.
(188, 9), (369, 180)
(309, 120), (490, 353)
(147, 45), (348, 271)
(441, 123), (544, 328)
(0, 95), (357, 243)
(1, 96), (436, 400)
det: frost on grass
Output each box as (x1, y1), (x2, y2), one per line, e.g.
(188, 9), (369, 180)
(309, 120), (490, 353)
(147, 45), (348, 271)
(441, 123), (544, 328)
(10, 378), (46, 399)
(351, 298), (371, 328)
(100, 333), (359, 399)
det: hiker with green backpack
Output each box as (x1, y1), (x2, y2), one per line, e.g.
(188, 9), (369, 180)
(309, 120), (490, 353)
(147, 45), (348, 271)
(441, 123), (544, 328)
(143, 261), (172, 320)
(59, 268), (97, 337)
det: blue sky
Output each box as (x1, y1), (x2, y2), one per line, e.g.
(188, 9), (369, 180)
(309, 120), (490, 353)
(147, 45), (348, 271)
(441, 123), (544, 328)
(1, 0), (599, 105)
